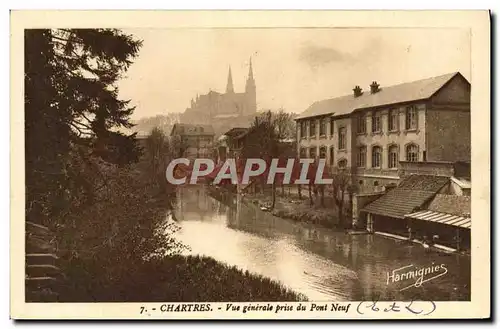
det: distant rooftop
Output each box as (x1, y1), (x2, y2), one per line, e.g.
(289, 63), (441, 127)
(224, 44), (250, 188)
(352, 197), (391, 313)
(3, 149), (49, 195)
(222, 127), (250, 141)
(297, 72), (469, 120)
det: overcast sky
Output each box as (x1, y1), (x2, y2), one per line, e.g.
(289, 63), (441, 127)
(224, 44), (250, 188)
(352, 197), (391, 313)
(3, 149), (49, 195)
(117, 28), (470, 120)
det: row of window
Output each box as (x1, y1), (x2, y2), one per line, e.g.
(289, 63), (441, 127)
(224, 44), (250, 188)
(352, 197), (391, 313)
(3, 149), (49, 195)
(300, 105), (419, 138)
(300, 119), (335, 138)
(301, 125), (347, 150)
(299, 143), (420, 169)
(357, 106), (417, 134)
(357, 144), (419, 168)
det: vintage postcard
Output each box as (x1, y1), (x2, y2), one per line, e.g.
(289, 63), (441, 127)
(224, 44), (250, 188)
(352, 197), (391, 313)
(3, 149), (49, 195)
(10, 10), (490, 320)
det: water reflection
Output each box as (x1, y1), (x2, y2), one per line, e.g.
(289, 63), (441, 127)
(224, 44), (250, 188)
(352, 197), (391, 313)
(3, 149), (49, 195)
(173, 186), (470, 301)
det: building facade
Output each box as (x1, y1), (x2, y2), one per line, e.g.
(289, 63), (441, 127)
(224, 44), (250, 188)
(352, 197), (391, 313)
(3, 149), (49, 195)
(181, 59), (257, 135)
(170, 123), (215, 160)
(296, 72), (471, 192)
(216, 127), (250, 162)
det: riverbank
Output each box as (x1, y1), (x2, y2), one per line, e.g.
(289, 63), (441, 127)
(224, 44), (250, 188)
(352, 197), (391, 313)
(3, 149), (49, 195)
(244, 193), (341, 228)
(207, 184), (345, 228)
(236, 182), (350, 229)
(61, 254), (307, 302)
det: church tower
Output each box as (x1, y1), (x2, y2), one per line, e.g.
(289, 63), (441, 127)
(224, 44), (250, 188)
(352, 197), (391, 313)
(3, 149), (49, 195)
(245, 58), (256, 114)
(226, 66), (234, 94)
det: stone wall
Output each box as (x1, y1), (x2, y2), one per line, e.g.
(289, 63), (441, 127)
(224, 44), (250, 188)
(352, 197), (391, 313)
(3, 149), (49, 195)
(398, 160), (455, 179)
(351, 191), (385, 228)
(425, 108), (471, 162)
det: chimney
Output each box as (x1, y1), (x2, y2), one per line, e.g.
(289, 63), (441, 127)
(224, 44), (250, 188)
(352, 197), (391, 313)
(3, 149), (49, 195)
(370, 81), (381, 94)
(353, 85), (363, 97)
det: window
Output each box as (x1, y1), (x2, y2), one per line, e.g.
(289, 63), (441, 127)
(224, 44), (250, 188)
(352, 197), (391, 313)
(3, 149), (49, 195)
(338, 127), (346, 150)
(319, 146), (327, 159)
(309, 147), (317, 159)
(319, 119), (326, 136)
(374, 181), (379, 187)
(330, 119), (335, 136)
(329, 147), (335, 165)
(357, 114), (366, 134)
(388, 145), (399, 169)
(406, 144), (419, 162)
(405, 106), (417, 130)
(372, 111), (382, 133)
(300, 121), (307, 138)
(338, 159), (347, 169)
(388, 109), (398, 131)
(372, 146), (382, 168)
(300, 147), (307, 158)
(309, 120), (316, 137)
(359, 180), (364, 185)
(357, 145), (366, 167)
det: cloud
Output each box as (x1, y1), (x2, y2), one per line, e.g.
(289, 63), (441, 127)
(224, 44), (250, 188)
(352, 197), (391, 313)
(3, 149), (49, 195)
(299, 44), (353, 68)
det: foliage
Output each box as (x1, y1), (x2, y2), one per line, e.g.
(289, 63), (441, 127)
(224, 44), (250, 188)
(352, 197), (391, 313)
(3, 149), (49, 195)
(61, 255), (306, 302)
(269, 109), (297, 142)
(57, 154), (188, 300)
(25, 28), (143, 227)
(329, 167), (354, 227)
(240, 110), (297, 209)
(143, 127), (170, 185)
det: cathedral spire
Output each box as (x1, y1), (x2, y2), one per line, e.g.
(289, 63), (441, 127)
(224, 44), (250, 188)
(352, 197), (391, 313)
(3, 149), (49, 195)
(248, 57), (254, 81)
(226, 66), (234, 94)
(245, 57), (257, 114)
(245, 57), (256, 93)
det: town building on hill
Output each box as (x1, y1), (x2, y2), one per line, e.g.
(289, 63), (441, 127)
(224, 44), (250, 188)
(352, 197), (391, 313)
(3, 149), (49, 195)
(181, 59), (257, 136)
(295, 72), (471, 193)
(170, 123), (215, 160)
(216, 127), (250, 162)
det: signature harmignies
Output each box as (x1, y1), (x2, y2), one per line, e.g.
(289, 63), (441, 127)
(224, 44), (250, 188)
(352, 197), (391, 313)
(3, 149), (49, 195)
(387, 263), (448, 291)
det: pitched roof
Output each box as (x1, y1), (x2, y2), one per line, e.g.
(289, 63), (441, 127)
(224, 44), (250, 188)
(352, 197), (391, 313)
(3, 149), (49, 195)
(223, 127), (249, 139)
(297, 72), (466, 120)
(427, 194), (471, 217)
(361, 174), (450, 219)
(170, 123), (215, 136)
(398, 174), (450, 191)
(362, 188), (437, 219)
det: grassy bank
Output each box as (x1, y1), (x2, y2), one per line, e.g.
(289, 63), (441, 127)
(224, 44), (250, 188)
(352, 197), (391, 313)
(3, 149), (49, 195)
(60, 254), (306, 302)
(243, 192), (343, 229)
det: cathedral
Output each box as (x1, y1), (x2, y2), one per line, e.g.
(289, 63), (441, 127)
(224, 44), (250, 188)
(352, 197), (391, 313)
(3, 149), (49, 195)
(180, 59), (257, 134)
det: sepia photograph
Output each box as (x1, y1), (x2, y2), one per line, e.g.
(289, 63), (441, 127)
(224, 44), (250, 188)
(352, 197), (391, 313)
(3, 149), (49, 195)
(10, 10), (490, 320)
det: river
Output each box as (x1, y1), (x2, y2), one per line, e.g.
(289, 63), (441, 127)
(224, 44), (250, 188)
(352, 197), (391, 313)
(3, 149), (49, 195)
(172, 186), (470, 301)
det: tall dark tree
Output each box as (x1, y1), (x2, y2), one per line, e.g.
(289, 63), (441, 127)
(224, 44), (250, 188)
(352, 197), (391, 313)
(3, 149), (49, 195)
(25, 29), (142, 227)
(241, 110), (297, 209)
(25, 30), (71, 226)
